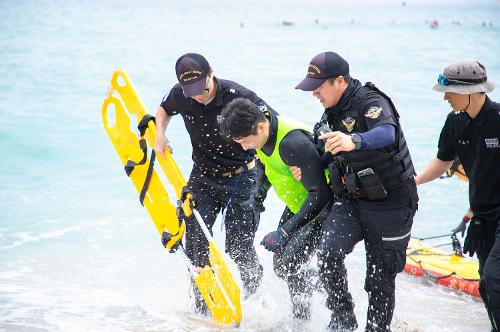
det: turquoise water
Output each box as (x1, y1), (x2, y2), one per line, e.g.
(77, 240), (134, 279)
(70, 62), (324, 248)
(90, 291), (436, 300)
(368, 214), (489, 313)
(1, 0), (499, 331)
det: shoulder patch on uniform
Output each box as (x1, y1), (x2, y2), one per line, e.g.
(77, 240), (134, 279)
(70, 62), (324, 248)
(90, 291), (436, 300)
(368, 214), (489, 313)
(341, 116), (356, 133)
(365, 106), (383, 119)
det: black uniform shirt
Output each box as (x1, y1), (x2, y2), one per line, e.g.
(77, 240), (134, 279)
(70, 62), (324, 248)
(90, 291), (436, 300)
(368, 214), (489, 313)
(261, 113), (332, 234)
(161, 77), (276, 175)
(437, 96), (500, 221)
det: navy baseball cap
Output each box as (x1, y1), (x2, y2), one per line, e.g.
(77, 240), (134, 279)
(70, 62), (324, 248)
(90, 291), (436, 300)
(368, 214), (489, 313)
(175, 53), (210, 97)
(295, 52), (350, 91)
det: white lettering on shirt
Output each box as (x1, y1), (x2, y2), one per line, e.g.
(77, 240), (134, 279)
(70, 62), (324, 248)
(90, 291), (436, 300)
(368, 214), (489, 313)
(485, 138), (499, 148)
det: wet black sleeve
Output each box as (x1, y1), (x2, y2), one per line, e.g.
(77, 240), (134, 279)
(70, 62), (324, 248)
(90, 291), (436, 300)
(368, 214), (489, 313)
(278, 130), (332, 235)
(159, 85), (182, 116)
(278, 206), (294, 227)
(254, 158), (272, 203)
(437, 113), (458, 161)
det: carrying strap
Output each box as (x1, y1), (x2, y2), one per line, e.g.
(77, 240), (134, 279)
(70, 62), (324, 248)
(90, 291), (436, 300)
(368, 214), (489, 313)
(125, 139), (148, 176)
(138, 150), (156, 206)
(124, 114), (156, 206)
(137, 114), (155, 136)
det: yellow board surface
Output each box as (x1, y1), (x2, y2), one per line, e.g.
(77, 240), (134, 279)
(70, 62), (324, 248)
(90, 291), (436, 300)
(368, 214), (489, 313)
(101, 70), (241, 325)
(407, 239), (479, 279)
(405, 239), (480, 297)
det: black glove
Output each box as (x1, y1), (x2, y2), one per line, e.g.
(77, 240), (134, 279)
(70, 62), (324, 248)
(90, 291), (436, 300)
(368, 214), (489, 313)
(463, 217), (485, 257)
(260, 228), (288, 252)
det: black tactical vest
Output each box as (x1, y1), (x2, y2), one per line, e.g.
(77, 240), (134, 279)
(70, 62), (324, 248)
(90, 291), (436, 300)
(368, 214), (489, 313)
(325, 82), (415, 194)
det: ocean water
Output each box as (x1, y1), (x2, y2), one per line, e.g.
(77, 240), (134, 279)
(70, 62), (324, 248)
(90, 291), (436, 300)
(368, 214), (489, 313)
(1, 0), (499, 331)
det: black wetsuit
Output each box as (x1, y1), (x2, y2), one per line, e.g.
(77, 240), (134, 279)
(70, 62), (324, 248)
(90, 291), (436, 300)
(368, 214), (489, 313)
(261, 113), (332, 319)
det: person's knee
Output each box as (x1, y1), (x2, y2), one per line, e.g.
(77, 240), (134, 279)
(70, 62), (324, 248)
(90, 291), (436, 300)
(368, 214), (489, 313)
(318, 244), (346, 274)
(225, 215), (257, 260)
(228, 197), (259, 233)
(318, 207), (359, 266)
(318, 228), (352, 268)
(226, 240), (250, 262)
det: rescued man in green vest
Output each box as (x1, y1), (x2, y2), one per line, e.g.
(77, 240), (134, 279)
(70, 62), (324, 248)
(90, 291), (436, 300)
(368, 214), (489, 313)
(220, 97), (332, 321)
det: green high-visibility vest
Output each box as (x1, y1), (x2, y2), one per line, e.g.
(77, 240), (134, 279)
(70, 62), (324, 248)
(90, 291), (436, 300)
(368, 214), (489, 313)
(256, 116), (310, 214)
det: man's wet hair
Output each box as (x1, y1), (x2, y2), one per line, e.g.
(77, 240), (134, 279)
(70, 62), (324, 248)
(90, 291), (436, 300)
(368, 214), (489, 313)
(220, 98), (267, 140)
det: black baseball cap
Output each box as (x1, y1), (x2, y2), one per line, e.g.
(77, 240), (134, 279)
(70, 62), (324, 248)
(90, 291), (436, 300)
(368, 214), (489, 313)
(175, 53), (210, 97)
(295, 52), (350, 91)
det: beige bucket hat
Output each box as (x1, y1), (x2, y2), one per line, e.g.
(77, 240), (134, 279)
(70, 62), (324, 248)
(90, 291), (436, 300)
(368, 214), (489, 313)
(433, 59), (495, 94)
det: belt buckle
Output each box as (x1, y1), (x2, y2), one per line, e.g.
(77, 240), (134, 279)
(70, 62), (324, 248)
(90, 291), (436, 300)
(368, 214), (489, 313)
(221, 170), (233, 177)
(220, 160), (255, 177)
(233, 166), (244, 175)
(245, 160), (255, 172)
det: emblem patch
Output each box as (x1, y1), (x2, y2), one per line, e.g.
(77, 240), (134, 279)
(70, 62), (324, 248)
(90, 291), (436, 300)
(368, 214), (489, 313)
(342, 116), (356, 133)
(365, 106), (383, 119)
(308, 64), (321, 76)
(485, 138), (499, 148)
(258, 104), (268, 113)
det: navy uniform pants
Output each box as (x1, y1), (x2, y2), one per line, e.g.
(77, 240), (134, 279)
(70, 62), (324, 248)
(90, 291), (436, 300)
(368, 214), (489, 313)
(184, 166), (263, 301)
(477, 219), (500, 331)
(319, 196), (416, 332)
